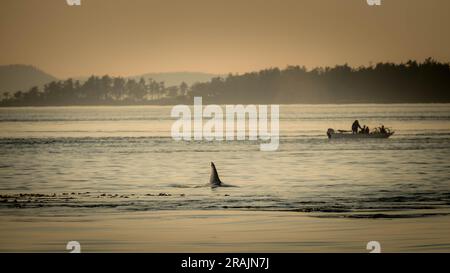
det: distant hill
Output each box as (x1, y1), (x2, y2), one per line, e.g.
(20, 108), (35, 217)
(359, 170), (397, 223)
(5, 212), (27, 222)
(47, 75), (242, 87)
(0, 65), (58, 95)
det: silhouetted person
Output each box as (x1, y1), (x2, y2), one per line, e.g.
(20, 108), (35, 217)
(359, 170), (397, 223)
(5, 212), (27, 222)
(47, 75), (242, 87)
(352, 120), (362, 134)
(380, 125), (387, 134)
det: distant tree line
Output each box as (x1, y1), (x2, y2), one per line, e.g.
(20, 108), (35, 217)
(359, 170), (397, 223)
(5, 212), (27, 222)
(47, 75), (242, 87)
(0, 76), (190, 106)
(1, 58), (449, 106)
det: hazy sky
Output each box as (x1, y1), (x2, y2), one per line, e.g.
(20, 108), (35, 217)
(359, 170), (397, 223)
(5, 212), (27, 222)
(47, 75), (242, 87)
(1, 0), (449, 78)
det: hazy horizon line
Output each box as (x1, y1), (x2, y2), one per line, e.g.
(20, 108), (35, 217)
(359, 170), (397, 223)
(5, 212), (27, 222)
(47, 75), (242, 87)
(3, 56), (449, 81)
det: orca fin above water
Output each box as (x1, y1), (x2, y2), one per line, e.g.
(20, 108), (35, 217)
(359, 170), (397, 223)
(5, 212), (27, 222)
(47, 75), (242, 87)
(209, 162), (222, 187)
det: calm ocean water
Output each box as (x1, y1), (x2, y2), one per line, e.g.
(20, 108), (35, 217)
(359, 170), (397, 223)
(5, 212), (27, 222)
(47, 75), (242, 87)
(0, 104), (449, 218)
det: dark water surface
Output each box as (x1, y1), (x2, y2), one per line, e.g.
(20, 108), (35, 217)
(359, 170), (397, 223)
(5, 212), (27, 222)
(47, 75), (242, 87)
(0, 104), (449, 219)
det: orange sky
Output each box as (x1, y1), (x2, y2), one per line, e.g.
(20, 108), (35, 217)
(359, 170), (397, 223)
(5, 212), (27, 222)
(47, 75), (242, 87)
(1, 0), (449, 78)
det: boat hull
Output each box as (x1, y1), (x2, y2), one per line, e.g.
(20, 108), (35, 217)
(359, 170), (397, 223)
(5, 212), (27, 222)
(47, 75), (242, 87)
(327, 132), (394, 139)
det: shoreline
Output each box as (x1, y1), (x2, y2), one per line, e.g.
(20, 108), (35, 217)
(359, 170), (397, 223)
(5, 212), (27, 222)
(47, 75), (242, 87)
(1, 210), (449, 253)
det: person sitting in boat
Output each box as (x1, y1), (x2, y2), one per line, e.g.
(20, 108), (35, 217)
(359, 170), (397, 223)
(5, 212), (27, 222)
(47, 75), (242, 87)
(352, 120), (362, 134)
(361, 125), (366, 134)
(365, 126), (370, 134)
(380, 125), (387, 134)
